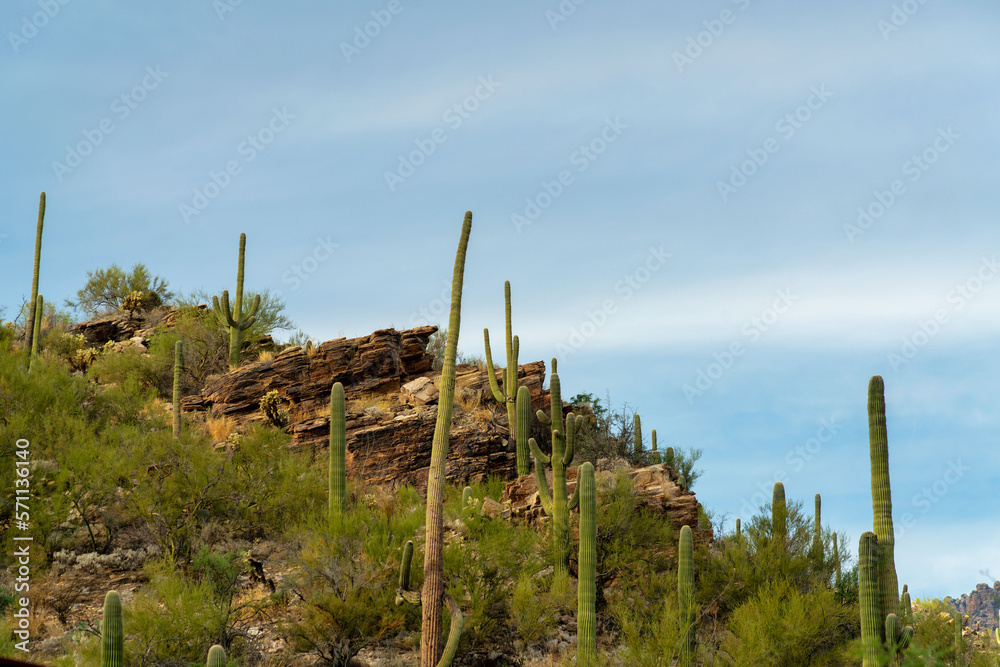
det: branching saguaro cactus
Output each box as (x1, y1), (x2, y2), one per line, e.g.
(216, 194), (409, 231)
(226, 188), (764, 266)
(28, 294), (43, 372)
(810, 493), (823, 565)
(577, 462), (597, 665)
(869, 375), (900, 644)
(396, 540), (462, 666)
(772, 481), (787, 547)
(173, 340), (183, 438)
(418, 211), (472, 666)
(528, 358), (582, 577)
(213, 232), (261, 371)
(650, 428), (662, 464)
(26, 191), (45, 354)
(484, 281), (529, 476)
(100, 590), (124, 667)
(329, 381), (346, 521)
(678, 525), (696, 667)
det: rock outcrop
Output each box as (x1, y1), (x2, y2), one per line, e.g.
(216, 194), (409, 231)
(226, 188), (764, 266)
(501, 462), (713, 546)
(946, 581), (1000, 631)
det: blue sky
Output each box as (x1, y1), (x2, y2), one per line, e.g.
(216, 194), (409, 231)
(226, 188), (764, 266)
(3, 0), (998, 600)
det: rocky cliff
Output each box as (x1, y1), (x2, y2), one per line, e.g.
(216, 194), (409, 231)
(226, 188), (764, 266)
(946, 581), (1000, 631)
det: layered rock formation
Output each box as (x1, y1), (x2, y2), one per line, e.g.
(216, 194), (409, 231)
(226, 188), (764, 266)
(946, 581), (1000, 631)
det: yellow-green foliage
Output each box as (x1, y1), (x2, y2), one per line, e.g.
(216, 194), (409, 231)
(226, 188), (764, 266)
(721, 581), (856, 666)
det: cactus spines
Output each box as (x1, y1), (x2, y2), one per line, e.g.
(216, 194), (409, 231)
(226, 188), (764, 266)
(329, 382), (346, 521)
(678, 524), (696, 667)
(650, 428), (662, 464)
(515, 386), (532, 477)
(868, 375), (900, 642)
(206, 644), (227, 667)
(26, 191), (45, 354)
(213, 232), (261, 371)
(484, 280), (529, 476)
(810, 493), (823, 564)
(100, 590), (124, 667)
(173, 340), (183, 438)
(419, 211), (472, 666)
(633, 413), (642, 460)
(772, 481), (786, 547)
(528, 358), (583, 577)
(859, 532), (881, 667)
(577, 462), (597, 665)
(28, 294), (43, 371)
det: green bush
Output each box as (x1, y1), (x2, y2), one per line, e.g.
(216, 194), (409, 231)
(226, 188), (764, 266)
(66, 263), (173, 318)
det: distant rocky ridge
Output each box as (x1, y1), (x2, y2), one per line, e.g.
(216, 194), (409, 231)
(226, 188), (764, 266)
(946, 581), (1000, 631)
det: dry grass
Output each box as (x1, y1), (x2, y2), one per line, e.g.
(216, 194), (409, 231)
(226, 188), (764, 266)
(257, 349), (276, 363)
(206, 414), (237, 442)
(348, 393), (393, 413)
(456, 387), (493, 424)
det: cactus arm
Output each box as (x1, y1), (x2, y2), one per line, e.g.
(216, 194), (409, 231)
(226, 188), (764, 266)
(483, 329), (506, 403)
(577, 462), (597, 665)
(29, 294), (43, 371)
(537, 409), (551, 426)
(438, 594), (464, 667)
(562, 414), (577, 466)
(567, 473), (580, 511)
(528, 437), (550, 465)
(528, 437), (554, 514)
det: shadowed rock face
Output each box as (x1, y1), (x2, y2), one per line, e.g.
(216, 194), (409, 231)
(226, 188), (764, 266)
(184, 325), (549, 491)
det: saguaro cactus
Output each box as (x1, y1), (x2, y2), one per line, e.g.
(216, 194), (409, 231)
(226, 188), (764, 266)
(833, 532), (841, 588)
(26, 192), (45, 353)
(28, 294), (43, 371)
(173, 340), (183, 438)
(213, 232), (261, 371)
(810, 493), (823, 565)
(735, 517), (741, 538)
(528, 358), (582, 577)
(484, 281), (529, 476)
(206, 645), (227, 667)
(900, 584), (911, 624)
(650, 428), (662, 464)
(859, 532), (881, 667)
(329, 382), (346, 521)
(678, 525), (696, 667)
(419, 211), (472, 666)
(868, 375), (900, 643)
(633, 413), (642, 461)
(515, 386), (532, 476)
(100, 590), (124, 667)
(772, 481), (786, 547)
(577, 462), (597, 665)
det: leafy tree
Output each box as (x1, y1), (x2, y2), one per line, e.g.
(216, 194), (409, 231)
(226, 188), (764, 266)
(66, 263), (173, 317)
(177, 288), (293, 345)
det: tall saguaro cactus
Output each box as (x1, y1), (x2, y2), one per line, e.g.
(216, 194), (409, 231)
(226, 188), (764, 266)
(868, 375), (900, 643)
(419, 211), (472, 666)
(329, 382), (346, 521)
(26, 192), (45, 353)
(173, 340), (183, 438)
(28, 294), (43, 372)
(859, 532), (881, 667)
(213, 232), (261, 371)
(577, 462), (597, 665)
(528, 358), (582, 577)
(772, 481), (787, 547)
(100, 590), (124, 667)
(484, 281), (528, 475)
(810, 493), (823, 565)
(678, 525), (696, 667)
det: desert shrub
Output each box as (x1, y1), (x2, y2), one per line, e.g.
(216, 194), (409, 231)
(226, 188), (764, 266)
(66, 263), (173, 317)
(259, 389), (289, 427)
(609, 589), (686, 667)
(87, 346), (163, 394)
(721, 580), (857, 666)
(282, 489), (424, 666)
